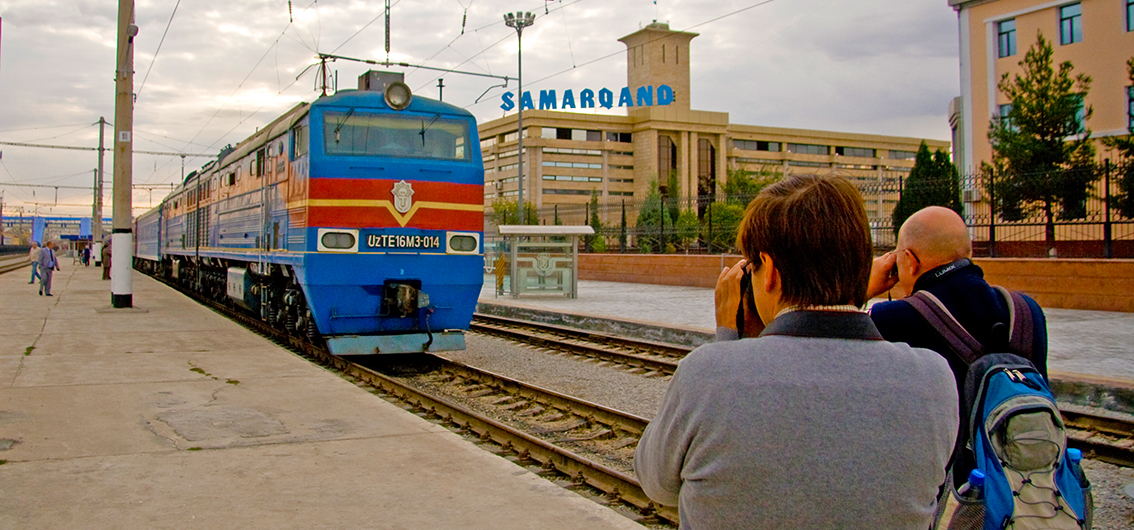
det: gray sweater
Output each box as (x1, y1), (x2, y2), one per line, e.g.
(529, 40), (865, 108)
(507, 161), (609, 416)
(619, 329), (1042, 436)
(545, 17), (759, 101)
(634, 311), (958, 530)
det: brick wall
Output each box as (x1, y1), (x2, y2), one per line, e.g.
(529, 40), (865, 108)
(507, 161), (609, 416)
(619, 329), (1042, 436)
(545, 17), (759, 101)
(577, 254), (1134, 312)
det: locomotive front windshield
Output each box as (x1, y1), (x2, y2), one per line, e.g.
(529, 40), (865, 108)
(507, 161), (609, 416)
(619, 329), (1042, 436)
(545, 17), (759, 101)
(324, 111), (469, 161)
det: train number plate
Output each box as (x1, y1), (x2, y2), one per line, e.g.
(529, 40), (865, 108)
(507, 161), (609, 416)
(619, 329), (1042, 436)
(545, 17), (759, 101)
(367, 234), (442, 250)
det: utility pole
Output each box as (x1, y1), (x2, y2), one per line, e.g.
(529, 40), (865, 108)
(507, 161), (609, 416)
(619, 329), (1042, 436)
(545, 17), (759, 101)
(504, 11), (535, 225)
(95, 116), (106, 242)
(111, 0), (136, 308)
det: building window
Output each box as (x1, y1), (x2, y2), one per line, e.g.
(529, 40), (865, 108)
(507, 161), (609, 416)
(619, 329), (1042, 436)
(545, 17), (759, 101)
(835, 147), (876, 158)
(543, 147), (601, 156)
(733, 139), (781, 152)
(786, 143), (827, 155)
(788, 160), (826, 168)
(735, 157), (784, 166)
(998, 103), (1014, 129)
(542, 161), (603, 169)
(998, 19), (1016, 57)
(544, 189), (591, 195)
(659, 136), (677, 175)
(1128, 0), (1134, 32)
(609, 191), (634, 196)
(542, 175), (602, 182)
(1072, 94), (1086, 134)
(1128, 86), (1134, 132)
(888, 150), (916, 160)
(1060, 3), (1082, 45)
(606, 132), (632, 143)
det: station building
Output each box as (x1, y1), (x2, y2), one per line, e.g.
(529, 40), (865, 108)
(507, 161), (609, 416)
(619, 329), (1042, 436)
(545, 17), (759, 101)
(478, 22), (950, 230)
(948, 0), (1134, 172)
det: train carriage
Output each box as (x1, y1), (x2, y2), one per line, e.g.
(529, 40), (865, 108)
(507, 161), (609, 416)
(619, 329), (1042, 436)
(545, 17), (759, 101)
(135, 71), (485, 354)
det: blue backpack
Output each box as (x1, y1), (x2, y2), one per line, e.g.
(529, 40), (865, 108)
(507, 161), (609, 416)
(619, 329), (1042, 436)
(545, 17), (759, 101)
(908, 288), (1092, 530)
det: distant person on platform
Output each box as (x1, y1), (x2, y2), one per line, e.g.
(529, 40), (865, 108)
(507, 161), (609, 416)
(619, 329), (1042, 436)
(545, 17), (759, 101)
(634, 175), (958, 530)
(101, 240), (112, 280)
(865, 206), (1048, 400)
(81, 246), (90, 267)
(28, 241), (41, 284)
(37, 241), (61, 296)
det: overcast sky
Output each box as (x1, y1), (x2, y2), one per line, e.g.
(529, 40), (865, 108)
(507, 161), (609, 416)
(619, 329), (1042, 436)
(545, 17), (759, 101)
(0, 0), (961, 218)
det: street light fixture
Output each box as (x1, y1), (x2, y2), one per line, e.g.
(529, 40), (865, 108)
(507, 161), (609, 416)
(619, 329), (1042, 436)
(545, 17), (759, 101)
(504, 11), (535, 224)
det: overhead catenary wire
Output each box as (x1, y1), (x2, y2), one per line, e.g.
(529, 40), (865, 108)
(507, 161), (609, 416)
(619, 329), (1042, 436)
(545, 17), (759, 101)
(183, 0), (320, 150)
(462, 0), (780, 110)
(136, 0), (182, 100)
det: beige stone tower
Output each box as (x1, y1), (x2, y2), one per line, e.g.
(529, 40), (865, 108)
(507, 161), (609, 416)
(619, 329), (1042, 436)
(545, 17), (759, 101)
(618, 22), (698, 111)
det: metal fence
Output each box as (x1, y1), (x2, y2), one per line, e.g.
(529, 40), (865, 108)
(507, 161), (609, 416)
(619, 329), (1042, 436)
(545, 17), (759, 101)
(486, 160), (1134, 258)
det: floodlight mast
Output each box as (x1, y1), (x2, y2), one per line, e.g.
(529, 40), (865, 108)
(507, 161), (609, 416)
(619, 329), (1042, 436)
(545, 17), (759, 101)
(504, 11), (535, 225)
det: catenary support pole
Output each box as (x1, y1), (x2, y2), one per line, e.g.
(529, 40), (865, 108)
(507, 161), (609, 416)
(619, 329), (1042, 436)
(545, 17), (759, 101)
(95, 116), (105, 241)
(111, 0), (135, 308)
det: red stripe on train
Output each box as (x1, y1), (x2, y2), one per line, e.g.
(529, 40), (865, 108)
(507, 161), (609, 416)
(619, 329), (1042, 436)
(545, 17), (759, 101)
(310, 178), (484, 203)
(308, 207), (483, 231)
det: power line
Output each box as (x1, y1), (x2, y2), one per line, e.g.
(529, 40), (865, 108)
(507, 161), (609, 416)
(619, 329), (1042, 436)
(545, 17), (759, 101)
(0, 141), (210, 157)
(137, 0), (183, 100)
(0, 182), (174, 191)
(462, 0), (779, 110)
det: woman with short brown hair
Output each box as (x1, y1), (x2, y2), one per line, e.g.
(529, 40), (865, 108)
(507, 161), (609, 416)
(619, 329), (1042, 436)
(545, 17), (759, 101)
(635, 174), (959, 530)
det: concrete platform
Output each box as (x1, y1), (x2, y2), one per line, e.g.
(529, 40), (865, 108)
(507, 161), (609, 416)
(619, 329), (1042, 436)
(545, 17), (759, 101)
(479, 276), (1134, 413)
(0, 266), (645, 530)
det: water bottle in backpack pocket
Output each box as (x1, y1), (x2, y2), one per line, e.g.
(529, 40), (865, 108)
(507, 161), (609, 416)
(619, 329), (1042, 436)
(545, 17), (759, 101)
(936, 353), (1092, 530)
(933, 469), (986, 530)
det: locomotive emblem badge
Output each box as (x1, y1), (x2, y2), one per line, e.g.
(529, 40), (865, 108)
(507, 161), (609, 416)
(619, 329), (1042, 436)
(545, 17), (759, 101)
(392, 180), (415, 214)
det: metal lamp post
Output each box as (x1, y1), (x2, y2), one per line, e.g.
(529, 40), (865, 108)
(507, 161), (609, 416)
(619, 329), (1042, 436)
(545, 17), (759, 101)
(504, 11), (534, 224)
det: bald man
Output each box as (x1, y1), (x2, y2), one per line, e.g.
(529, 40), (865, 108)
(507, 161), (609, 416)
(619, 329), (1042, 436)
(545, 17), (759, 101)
(866, 206), (1049, 398)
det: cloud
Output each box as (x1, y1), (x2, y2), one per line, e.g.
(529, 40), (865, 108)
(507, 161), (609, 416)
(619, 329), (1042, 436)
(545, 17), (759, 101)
(0, 0), (962, 216)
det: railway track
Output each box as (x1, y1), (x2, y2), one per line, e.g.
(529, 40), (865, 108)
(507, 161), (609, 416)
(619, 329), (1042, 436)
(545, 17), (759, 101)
(141, 269), (1134, 526)
(472, 313), (1134, 469)
(0, 254), (30, 275)
(471, 313), (683, 377)
(149, 274), (677, 525)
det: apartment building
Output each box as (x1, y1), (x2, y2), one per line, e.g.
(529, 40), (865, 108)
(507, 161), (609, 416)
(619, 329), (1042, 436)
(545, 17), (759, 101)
(949, 0), (1134, 172)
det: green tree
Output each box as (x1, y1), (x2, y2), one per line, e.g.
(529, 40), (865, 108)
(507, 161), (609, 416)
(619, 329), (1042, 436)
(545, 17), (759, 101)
(702, 201), (746, 253)
(585, 191), (604, 252)
(636, 180), (674, 253)
(674, 209), (700, 247)
(892, 141), (963, 236)
(619, 200), (628, 253)
(489, 197), (539, 226)
(724, 166), (780, 206)
(986, 32), (1097, 253)
(1102, 57), (1134, 219)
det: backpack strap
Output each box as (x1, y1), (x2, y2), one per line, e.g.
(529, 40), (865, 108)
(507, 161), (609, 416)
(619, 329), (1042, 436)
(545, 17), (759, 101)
(904, 291), (985, 366)
(993, 286), (1035, 360)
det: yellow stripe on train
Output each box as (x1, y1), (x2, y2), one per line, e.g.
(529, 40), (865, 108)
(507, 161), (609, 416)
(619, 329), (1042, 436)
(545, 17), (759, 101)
(286, 199), (484, 227)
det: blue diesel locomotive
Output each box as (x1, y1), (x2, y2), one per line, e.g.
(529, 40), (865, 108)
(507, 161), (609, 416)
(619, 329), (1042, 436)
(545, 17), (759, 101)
(135, 71), (485, 354)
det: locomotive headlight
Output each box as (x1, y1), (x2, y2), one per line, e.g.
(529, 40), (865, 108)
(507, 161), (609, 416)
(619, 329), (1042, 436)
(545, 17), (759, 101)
(446, 232), (480, 254)
(317, 228), (359, 252)
(385, 82), (413, 110)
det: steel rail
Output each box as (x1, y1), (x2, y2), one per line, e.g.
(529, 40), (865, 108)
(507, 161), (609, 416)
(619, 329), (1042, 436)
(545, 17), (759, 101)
(471, 313), (683, 376)
(472, 314), (1134, 469)
(340, 360), (676, 524)
(0, 255), (30, 275)
(144, 270), (678, 524)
